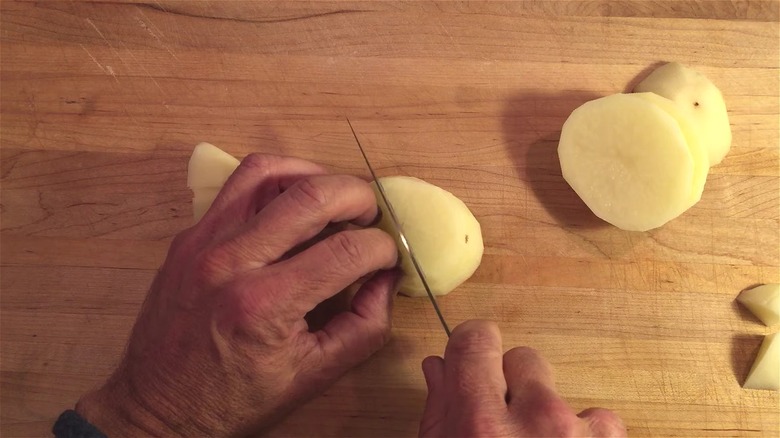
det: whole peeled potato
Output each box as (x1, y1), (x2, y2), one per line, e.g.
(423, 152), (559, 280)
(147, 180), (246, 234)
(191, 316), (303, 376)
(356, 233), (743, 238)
(371, 176), (483, 297)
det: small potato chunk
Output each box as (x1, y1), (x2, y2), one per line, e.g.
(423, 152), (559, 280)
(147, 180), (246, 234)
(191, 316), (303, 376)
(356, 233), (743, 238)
(743, 332), (779, 391)
(634, 62), (731, 165)
(558, 93), (694, 231)
(372, 176), (483, 297)
(187, 142), (240, 189)
(738, 283), (780, 327)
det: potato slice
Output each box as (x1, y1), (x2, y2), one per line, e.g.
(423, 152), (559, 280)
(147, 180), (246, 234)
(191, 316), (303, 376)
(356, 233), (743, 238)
(738, 283), (780, 327)
(193, 187), (221, 221)
(187, 142), (240, 189)
(372, 176), (483, 297)
(558, 93), (694, 231)
(633, 92), (709, 209)
(634, 62), (731, 165)
(743, 332), (779, 391)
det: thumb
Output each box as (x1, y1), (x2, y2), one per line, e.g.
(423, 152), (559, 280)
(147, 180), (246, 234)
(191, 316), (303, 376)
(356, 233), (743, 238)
(418, 356), (446, 438)
(314, 269), (401, 368)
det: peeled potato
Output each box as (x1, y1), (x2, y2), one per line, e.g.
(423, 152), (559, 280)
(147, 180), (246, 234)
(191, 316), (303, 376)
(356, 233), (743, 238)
(738, 283), (780, 327)
(635, 62), (731, 165)
(372, 176), (483, 297)
(193, 187), (221, 221)
(184, 145), (486, 293)
(743, 332), (779, 391)
(633, 92), (709, 209)
(558, 93), (694, 231)
(187, 142), (240, 189)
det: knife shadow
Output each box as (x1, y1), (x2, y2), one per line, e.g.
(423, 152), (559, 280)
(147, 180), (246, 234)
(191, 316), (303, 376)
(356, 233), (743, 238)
(269, 283), (427, 438)
(262, 330), (425, 438)
(334, 332), (428, 438)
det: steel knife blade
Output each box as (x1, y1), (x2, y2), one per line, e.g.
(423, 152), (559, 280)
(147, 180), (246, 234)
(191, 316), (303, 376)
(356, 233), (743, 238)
(346, 118), (451, 337)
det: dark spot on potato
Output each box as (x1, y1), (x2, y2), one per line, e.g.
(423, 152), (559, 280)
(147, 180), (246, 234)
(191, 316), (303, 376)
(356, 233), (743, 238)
(465, 234), (469, 243)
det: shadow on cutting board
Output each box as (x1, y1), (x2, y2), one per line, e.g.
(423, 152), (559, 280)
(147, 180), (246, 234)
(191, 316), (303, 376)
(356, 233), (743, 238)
(729, 295), (766, 386)
(335, 333), (427, 438)
(288, 283), (425, 438)
(730, 332), (764, 387)
(731, 291), (766, 326)
(501, 90), (608, 229)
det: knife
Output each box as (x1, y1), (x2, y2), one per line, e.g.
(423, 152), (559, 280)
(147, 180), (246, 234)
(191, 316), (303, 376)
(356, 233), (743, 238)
(346, 118), (451, 337)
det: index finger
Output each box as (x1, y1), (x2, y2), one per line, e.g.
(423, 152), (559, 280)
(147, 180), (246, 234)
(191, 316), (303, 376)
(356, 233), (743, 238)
(205, 154), (328, 226)
(444, 320), (507, 411)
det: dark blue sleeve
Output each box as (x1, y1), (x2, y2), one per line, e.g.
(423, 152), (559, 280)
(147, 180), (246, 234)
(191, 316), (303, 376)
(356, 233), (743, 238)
(52, 410), (108, 438)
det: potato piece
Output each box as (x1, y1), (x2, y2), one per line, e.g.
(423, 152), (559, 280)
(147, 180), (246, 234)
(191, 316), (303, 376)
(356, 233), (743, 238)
(558, 93), (694, 231)
(633, 92), (709, 209)
(743, 332), (779, 391)
(634, 62), (731, 165)
(193, 187), (221, 221)
(372, 176), (483, 297)
(187, 142), (240, 189)
(738, 283), (780, 327)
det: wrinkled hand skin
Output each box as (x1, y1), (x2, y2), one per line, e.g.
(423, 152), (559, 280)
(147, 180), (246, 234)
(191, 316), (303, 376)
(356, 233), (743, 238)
(419, 321), (627, 438)
(76, 154), (400, 437)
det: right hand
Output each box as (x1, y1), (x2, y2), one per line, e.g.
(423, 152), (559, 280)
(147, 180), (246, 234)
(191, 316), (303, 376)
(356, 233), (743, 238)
(419, 320), (626, 437)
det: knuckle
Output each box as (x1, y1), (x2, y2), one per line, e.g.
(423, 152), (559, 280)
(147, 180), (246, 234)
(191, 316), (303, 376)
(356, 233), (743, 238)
(448, 322), (500, 357)
(533, 393), (569, 416)
(326, 231), (366, 271)
(240, 153), (276, 171)
(552, 417), (580, 437)
(504, 346), (546, 369)
(459, 410), (506, 437)
(289, 177), (329, 213)
(194, 244), (234, 285)
(170, 229), (191, 249)
(455, 367), (500, 399)
(527, 390), (580, 436)
(167, 228), (197, 258)
(550, 416), (581, 437)
(230, 277), (294, 344)
(505, 346), (540, 361)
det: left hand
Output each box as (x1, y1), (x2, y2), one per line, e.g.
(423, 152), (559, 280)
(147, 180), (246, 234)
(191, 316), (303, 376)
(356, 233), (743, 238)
(75, 154), (400, 437)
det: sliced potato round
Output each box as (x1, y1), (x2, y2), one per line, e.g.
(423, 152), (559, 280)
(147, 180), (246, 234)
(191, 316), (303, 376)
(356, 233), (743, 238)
(633, 92), (709, 209)
(634, 62), (731, 165)
(558, 93), (694, 231)
(372, 176), (483, 297)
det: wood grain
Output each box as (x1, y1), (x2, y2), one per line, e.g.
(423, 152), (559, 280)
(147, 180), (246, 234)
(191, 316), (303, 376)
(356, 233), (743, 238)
(1, 1), (778, 436)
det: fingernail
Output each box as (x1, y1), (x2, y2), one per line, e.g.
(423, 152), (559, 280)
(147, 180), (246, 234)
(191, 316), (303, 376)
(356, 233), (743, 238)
(368, 208), (383, 227)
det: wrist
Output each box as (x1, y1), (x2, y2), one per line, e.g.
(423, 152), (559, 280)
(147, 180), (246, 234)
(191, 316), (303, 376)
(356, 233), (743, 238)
(76, 371), (183, 437)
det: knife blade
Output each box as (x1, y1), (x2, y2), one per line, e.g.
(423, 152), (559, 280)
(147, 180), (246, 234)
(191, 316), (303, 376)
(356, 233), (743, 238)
(347, 118), (451, 337)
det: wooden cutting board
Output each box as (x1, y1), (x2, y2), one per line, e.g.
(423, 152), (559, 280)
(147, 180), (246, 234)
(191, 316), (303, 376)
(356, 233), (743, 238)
(1, 1), (778, 436)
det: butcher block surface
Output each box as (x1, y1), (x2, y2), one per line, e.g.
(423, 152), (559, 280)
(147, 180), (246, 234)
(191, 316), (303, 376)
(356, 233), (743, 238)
(1, 1), (778, 436)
